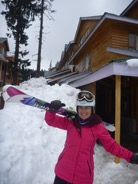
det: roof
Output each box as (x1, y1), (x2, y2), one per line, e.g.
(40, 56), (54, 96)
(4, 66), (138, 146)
(120, 0), (138, 16)
(74, 16), (101, 42)
(45, 69), (71, 79)
(69, 60), (138, 88)
(0, 37), (7, 43)
(68, 12), (138, 64)
(47, 71), (78, 85)
(57, 41), (75, 70)
(59, 71), (92, 85)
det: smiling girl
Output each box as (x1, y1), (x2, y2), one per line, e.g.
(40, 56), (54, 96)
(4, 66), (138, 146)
(45, 90), (138, 184)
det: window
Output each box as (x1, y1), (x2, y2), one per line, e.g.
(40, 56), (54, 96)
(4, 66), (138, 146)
(79, 35), (85, 46)
(85, 28), (90, 38)
(79, 28), (90, 47)
(82, 53), (90, 71)
(129, 33), (138, 50)
(85, 53), (90, 70)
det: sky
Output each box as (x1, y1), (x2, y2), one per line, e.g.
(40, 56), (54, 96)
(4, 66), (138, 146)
(0, 72), (138, 184)
(0, 0), (133, 70)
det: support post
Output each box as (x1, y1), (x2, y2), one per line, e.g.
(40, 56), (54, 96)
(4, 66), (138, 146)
(114, 75), (121, 163)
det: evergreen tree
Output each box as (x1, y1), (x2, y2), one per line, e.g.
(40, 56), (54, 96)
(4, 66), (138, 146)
(48, 60), (52, 70)
(1, 0), (41, 84)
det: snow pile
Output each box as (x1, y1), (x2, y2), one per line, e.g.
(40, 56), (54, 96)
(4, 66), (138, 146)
(126, 58), (138, 68)
(0, 77), (138, 184)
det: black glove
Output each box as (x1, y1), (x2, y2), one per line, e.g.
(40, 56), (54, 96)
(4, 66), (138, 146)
(62, 110), (77, 120)
(130, 153), (138, 164)
(50, 100), (65, 111)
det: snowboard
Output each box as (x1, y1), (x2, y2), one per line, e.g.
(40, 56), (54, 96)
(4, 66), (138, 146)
(3, 85), (116, 132)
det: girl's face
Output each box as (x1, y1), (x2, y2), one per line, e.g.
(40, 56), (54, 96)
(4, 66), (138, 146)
(78, 106), (92, 120)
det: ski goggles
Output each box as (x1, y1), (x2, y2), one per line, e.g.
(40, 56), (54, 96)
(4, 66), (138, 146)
(77, 91), (95, 102)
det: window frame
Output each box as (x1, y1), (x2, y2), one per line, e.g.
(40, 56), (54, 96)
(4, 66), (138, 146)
(129, 33), (138, 50)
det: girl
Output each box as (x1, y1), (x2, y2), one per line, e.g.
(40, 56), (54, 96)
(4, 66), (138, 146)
(45, 90), (138, 184)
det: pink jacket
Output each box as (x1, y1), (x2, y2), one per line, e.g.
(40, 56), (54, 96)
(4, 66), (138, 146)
(45, 111), (133, 184)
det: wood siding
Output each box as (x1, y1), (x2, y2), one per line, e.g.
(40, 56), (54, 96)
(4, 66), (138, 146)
(111, 23), (138, 49)
(75, 19), (99, 44)
(71, 20), (138, 72)
(123, 3), (138, 19)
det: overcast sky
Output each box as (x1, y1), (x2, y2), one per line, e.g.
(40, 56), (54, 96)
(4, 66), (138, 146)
(0, 0), (132, 70)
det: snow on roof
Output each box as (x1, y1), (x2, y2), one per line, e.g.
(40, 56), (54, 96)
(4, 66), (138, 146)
(126, 58), (138, 67)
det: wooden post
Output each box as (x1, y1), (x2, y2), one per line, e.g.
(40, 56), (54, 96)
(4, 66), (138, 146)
(92, 82), (96, 95)
(114, 75), (121, 163)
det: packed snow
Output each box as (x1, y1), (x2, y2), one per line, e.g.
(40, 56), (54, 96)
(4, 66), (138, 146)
(0, 77), (138, 184)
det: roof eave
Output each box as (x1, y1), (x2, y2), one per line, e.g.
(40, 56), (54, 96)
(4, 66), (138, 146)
(69, 13), (138, 64)
(120, 0), (138, 16)
(70, 61), (138, 88)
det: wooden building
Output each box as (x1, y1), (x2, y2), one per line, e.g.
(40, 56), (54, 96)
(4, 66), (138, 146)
(52, 0), (138, 162)
(0, 38), (16, 87)
(0, 38), (9, 87)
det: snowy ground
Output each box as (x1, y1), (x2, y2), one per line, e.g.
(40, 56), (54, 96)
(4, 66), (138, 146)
(0, 77), (138, 184)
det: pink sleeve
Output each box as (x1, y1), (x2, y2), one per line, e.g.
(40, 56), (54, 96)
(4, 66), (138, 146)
(44, 111), (71, 130)
(93, 123), (133, 162)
